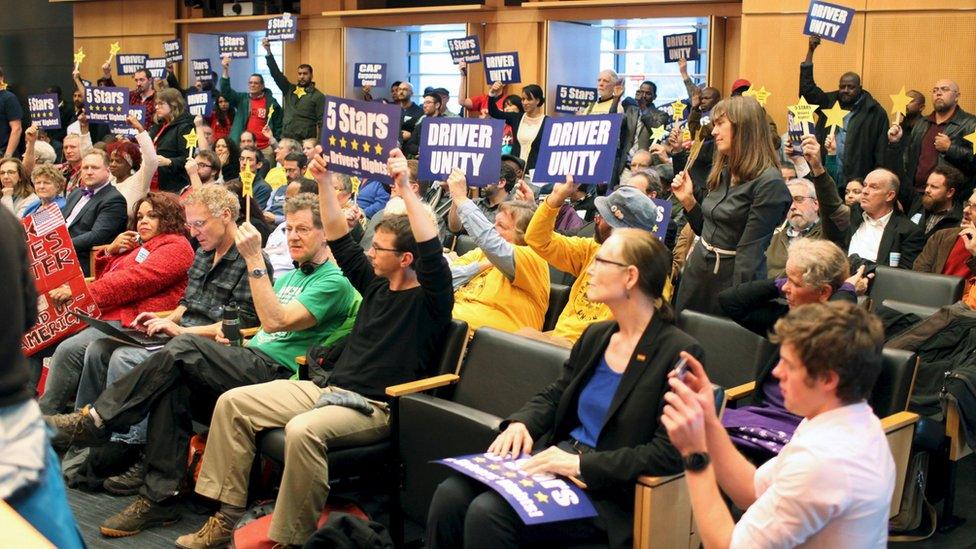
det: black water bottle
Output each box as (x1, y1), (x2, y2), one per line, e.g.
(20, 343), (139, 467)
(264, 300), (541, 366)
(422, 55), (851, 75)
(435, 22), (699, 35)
(222, 304), (241, 346)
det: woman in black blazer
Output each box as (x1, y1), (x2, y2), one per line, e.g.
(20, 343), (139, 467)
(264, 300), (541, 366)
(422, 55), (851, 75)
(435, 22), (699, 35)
(426, 229), (704, 549)
(487, 82), (547, 173)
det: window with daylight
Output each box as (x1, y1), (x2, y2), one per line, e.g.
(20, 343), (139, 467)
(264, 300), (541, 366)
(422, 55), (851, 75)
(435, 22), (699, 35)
(598, 18), (709, 106)
(406, 24), (467, 115)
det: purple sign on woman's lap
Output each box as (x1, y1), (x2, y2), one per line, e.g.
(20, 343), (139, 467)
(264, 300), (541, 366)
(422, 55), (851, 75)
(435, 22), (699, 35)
(436, 453), (597, 525)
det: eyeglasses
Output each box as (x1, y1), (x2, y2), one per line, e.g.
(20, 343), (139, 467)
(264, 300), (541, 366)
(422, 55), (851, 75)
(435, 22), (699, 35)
(370, 243), (401, 255)
(184, 219), (209, 230)
(593, 256), (630, 269)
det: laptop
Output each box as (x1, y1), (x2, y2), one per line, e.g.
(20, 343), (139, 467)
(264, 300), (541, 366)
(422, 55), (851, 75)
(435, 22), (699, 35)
(71, 311), (172, 349)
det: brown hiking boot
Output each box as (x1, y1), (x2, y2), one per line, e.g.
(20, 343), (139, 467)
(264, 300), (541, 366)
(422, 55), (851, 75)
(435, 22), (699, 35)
(99, 495), (181, 537)
(46, 405), (110, 448)
(175, 513), (234, 549)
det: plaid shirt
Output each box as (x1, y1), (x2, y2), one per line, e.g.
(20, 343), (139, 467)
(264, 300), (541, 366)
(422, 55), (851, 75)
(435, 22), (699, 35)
(178, 243), (271, 329)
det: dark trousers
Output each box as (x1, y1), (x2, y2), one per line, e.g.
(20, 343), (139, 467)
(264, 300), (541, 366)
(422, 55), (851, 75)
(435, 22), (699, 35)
(92, 334), (288, 502)
(426, 475), (604, 549)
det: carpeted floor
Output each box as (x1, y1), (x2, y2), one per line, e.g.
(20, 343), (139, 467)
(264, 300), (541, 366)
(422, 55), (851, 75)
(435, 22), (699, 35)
(66, 455), (976, 548)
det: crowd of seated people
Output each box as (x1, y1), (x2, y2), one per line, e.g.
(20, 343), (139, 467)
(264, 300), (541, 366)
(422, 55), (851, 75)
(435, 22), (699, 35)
(3, 32), (976, 549)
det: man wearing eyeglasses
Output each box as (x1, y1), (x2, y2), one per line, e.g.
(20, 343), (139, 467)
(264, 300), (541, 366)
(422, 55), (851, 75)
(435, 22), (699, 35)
(167, 147), (452, 548)
(886, 79), (976, 210)
(47, 188), (363, 542)
(765, 179), (823, 279)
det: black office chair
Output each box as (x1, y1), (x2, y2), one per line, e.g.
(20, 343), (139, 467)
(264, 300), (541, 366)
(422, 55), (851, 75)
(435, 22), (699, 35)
(881, 299), (939, 319)
(255, 319), (470, 545)
(677, 310), (779, 389)
(870, 348), (918, 419)
(543, 283), (571, 332)
(870, 266), (964, 309)
(549, 264), (577, 287)
(397, 329), (570, 531)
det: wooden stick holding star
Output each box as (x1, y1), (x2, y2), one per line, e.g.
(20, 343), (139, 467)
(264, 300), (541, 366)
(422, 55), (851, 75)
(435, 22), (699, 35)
(240, 162), (255, 223)
(889, 86), (912, 126)
(821, 100), (849, 140)
(74, 47), (86, 72)
(184, 128), (198, 157)
(106, 42), (121, 66)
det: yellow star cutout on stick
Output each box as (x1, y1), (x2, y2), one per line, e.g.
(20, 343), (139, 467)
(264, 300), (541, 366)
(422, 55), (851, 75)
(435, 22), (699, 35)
(267, 104), (275, 122)
(787, 96), (818, 124)
(74, 48), (86, 70)
(240, 163), (255, 198)
(339, 137), (347, 149)
(889, 85), (912, 124)
(965, 130), (976, 154)
(533, 491), (549, 504)
(108, 42), (121, 62)
(649, 125), (667, 145)
(294, 87), (307, 99)
(743, 85), (772, 107)
(351, 176), (361, 196)
(328, 134), (337, 147)
(670, 100), (686, 122)
(821, 100), (850, 130)
(681, 126), (692, 142)
(183, 128), (198, 155)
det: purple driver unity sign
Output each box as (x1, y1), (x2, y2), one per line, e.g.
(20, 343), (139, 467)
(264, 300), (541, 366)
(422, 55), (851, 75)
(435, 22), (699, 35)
(436, 453), (597, 525)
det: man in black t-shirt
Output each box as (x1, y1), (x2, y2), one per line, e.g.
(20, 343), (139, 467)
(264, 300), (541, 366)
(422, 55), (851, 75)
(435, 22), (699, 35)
(0, 67), (24, 158)
(170, 147), (454, 548)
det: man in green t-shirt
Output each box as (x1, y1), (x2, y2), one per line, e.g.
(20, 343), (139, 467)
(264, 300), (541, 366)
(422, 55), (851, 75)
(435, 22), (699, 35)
(47, 194), (359, 539)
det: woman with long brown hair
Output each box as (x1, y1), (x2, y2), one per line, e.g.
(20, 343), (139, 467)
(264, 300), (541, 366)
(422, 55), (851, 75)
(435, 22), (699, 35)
(0, 157), (37, 217)
(150, 88), (195, 194)
(671, 96), (791, 315)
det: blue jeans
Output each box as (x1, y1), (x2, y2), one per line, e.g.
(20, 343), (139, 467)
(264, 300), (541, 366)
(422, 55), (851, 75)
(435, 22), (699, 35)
(37, 326), (107, 415)
(76, 337), (154, 444)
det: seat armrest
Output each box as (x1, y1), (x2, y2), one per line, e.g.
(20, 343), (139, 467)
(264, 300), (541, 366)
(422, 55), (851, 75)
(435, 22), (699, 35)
(881, 411), (919, 433)
(386, 374), (460, 398)
(945, 400), (972, 461)
(241, 327), (260, 338)
(726, 381), (756, 402)
(637, 473), (684, 487)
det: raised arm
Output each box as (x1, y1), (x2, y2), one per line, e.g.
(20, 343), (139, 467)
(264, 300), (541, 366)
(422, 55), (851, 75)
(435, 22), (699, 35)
(389, 148), (438, 243)
(310, 147), (351, 241)
(261, 38), (293, 93)
(126, 116), (157, 205)
(22, 124), (37, 176)
(798, 36), (830, 108)
(447, 169), (517, 280)
(457, 60), (475, 111)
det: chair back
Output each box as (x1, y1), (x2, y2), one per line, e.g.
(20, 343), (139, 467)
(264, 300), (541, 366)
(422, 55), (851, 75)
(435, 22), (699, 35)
(677, 310), (778, 388)
(870, 266), (964, 308)
(454, 234), (479, 256)
(543, 283), (572, 332)
(869, 348), (918, 418)
(452, 328), (569, 418)
(430, 319), (471, 398)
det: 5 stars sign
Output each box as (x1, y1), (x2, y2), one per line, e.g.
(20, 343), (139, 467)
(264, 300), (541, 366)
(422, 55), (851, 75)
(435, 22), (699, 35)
(554, 85), (597, 114)
(320, 96), (401, 185)
(84, 87), (130, 125)
(436, 453), (597, 524)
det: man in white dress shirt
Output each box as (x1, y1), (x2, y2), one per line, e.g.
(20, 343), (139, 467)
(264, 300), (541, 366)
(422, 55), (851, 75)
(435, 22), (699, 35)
(662, 301), (895, 548)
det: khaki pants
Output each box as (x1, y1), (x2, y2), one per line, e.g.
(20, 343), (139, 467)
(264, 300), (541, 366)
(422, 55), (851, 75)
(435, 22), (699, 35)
(194, 380), (390, 545)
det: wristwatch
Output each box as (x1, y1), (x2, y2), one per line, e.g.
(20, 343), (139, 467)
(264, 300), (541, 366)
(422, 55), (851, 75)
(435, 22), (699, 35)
(682, 452), (710, 472)
(249, 268), (268, 279)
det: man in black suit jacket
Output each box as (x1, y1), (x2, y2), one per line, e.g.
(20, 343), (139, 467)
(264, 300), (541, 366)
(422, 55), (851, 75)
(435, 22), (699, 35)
(62, 149), (128, 276)
(802, 136), (924, 270)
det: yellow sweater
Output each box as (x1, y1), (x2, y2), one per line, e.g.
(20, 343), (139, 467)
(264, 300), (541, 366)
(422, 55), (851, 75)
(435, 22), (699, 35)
(453, 246), (550, 333)
(525, 201), (672, 341)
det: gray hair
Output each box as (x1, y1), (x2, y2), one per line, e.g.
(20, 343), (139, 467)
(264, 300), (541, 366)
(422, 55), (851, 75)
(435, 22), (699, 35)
(599, 69), (621, 86)
(786, 238), (850, 290)
(786, 178), (816, 198)
(279, 138), (301, 155)
(284, 192), (322, 229)
(184, 184), (240, 220)
(332, 172), (353, 195)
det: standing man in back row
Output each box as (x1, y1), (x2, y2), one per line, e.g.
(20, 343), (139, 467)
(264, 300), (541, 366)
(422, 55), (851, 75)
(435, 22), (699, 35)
(261, 38), (325, 142)
(220, 56), (283, 161)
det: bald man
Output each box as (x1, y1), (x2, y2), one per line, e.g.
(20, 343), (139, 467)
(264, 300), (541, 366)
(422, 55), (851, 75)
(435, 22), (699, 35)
(885, 78), (976, 211)
(800, 35), (889, 186)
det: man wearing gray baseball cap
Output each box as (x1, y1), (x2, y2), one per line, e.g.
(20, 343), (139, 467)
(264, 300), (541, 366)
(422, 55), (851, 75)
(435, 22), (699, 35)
(521, 176), (672, 346)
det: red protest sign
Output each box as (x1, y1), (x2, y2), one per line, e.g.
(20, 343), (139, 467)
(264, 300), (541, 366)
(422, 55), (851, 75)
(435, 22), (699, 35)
(21, 204), (100, 356)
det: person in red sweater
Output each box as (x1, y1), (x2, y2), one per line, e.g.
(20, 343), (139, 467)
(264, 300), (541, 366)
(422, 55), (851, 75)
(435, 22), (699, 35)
(39, 192), (194, 414)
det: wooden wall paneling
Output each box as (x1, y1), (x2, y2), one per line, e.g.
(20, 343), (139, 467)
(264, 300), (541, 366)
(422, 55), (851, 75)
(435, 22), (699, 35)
(721, 16), (741, 97)
(708, 15), (727, 96)
(743, 0), (866, 15)
(483, 22), (546, 92)
(73, 0), (123, 38)
(861, 11), (976, 113)
(738, 12), (866, 131)
(122, 0), (176, 36)
(465, 22), (489, 106)
(302, 28), (345, 97)
(865, 0), (976, 11)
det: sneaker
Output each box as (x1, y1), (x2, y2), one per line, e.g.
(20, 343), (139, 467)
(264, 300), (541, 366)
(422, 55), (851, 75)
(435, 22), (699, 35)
(174, 513), (234, 549)
(46, 406), (110, 448)
(103, 458), (146, 496)
(99, 495), (182, 537)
